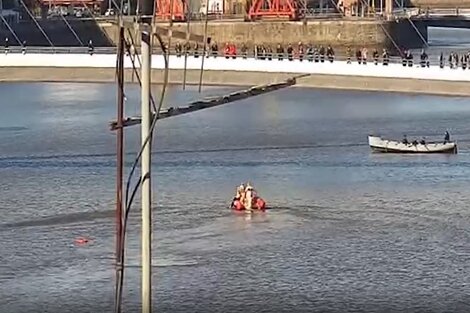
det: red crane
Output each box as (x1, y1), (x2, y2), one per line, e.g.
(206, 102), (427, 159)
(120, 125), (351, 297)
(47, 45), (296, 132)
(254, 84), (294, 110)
(155, 0), (187, 21)
(247, 0), (299, 20)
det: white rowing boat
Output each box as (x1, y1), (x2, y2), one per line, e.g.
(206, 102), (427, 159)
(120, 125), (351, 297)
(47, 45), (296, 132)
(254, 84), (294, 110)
(368, 135), (458, 154)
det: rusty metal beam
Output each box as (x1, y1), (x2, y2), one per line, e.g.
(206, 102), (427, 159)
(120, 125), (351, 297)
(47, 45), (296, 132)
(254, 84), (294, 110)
(109, 76), (304, 130)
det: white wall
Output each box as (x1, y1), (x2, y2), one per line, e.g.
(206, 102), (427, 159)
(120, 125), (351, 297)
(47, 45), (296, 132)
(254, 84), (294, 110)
(0, 53), (469, 82)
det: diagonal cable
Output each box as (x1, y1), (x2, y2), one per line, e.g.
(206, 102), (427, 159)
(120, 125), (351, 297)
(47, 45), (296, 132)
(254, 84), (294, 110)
(0, 15), (22, 45)
(392, 0), (429, 48)
(58, 12), (84, 46)
(18, 0), (54, 48)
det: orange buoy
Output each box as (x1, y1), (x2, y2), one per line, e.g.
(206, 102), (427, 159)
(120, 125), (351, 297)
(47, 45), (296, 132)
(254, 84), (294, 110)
(74, 237), (90, 245)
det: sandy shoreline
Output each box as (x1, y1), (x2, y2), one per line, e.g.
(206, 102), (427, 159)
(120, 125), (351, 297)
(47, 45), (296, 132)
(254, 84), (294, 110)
(0, 67), (469, 97)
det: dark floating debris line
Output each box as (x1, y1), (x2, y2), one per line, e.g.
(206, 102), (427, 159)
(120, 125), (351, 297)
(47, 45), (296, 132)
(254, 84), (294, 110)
(0, 143), (365, 162)
(109, 75), (307, 130)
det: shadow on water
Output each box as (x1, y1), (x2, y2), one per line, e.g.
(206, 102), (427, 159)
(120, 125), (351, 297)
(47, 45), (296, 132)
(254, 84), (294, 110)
(0, 209), (115, 229)
(0, 126), (28, 132)
(2, 140), (470, 164)
(0, 143), (366, 162)
(0, 204), (327, 230)
(0, 155), (467, 170)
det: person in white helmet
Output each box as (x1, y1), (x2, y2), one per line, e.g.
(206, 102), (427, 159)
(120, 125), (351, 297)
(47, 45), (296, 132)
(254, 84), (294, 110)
(244, 182), (256, 210)
(231, 183), (245, 208)
(236, 184), (245, 200)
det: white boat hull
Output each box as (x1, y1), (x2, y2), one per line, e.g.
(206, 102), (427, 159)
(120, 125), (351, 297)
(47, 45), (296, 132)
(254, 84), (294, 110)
(368, 135), (457, 154)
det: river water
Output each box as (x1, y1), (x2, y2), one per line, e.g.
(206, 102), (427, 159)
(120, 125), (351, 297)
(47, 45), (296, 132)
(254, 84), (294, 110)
(1, 31), (470, 313)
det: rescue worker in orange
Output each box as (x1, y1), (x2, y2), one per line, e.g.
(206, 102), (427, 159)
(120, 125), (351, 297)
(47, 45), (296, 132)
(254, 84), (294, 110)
(229, 43), (237, 58)
(231, 183), (245, 209)
(224, 42), (231, 58)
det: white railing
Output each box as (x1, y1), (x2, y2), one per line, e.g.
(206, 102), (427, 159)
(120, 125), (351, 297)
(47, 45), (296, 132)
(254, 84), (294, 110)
(412, 8), (470, 18)
(0, 46), (450, 68)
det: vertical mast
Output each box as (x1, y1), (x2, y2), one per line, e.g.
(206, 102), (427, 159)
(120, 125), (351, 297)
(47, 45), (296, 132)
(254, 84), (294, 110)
(182, 0), (191, 90)
(198, 0), (210, 93)
(115, 23), (125, 313)
(141, 30), (152, 313)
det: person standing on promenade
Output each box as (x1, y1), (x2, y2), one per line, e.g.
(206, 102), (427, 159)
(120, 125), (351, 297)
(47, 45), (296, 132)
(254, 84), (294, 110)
(4, 37), (9, 55)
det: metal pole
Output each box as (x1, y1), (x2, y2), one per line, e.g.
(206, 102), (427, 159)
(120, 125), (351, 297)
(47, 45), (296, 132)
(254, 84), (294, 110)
(140, 30), (152, 313)
(114, 24), (125, 313)
(182, 2), (191, 90)
(198, 0), (210, 93)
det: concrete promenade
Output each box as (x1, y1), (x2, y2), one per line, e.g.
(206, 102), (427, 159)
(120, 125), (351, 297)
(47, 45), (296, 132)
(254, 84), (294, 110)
(1, 53), (470, 96)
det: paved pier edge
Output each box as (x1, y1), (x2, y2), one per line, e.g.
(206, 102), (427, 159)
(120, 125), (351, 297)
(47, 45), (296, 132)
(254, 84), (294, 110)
(0, 67), (469, 97)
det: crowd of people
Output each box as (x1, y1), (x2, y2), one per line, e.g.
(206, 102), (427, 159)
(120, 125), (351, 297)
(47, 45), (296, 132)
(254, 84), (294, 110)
(440, 51), (470, 69)
(402, 131), (451, 146)
(174, 41), (338, 61)
(3, 37), (96, 55)
(4, 36), (470, 70)
(172, 41), (470, 69)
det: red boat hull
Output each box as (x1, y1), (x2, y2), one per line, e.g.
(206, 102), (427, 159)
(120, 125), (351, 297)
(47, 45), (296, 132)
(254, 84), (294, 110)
(231, 197), (266, 211)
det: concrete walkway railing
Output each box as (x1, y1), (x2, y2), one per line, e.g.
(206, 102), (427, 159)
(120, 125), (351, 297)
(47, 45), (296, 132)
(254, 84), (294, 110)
(0, 53), (469, 82)
(0, 46), (453, 68)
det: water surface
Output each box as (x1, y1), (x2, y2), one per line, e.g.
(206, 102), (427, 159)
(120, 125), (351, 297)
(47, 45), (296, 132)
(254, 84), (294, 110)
(1, 81), (470, 312)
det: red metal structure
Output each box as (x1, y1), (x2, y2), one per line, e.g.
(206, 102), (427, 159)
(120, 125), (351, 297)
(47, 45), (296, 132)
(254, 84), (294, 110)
(156, 0), (187, 21)
(248, 0), (299, 20)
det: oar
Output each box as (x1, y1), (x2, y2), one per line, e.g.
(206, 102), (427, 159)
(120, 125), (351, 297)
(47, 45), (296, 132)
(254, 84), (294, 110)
(229, 197), (236, 209)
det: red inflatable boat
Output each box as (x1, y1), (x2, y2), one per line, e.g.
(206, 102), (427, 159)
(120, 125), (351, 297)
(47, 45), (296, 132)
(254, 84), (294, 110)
(231, 197), (266, 211)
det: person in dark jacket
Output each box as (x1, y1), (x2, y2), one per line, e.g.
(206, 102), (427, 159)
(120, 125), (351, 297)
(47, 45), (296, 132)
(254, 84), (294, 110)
(382, 49), (389, 66)
(307, 44), (314, 62)
(88, 39), (94, 55)
(356, 49), (362, 64)
(444, 131), (450, 143)
(372, 49), (379, 65)
(402, 135), (409, 144)
(287, 44), (294, 61)
(420, 49), (429, 67)
(326, 45), (334, 63)
(4, 37), (9, 55)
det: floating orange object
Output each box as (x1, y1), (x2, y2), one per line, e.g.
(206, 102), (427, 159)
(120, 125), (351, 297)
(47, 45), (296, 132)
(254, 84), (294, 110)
(74, 237), (90, 245)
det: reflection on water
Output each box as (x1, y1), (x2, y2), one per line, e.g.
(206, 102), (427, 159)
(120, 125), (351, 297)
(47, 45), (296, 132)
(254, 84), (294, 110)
(1, 79), (470, 311)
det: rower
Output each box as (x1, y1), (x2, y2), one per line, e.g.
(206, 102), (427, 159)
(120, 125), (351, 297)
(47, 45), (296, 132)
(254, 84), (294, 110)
(444, 131), (450, 143)
(420, 137), (426, 145)
(231, 184), (245, 208)
(402, 135), (409, 144)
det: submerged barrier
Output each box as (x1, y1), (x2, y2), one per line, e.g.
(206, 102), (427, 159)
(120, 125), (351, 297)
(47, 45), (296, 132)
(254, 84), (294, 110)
(109, 75), (303, 130)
